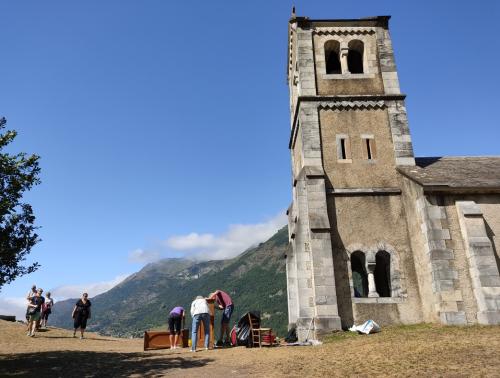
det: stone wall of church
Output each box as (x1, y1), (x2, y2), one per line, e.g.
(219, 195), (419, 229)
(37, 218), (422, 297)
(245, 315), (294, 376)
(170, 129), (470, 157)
(292, 128), (303, 177)
(400, 175), (500, 325)
(441, 197), (478, 323)
(444, 194), (500, 325)
(480, 200), (500, 268)
(400, 176), (439, 322)
(319, 108), (399, 189)
(327, 193), (423, 327)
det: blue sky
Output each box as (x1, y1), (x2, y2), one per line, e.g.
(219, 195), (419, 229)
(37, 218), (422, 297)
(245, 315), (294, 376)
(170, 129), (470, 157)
(1, 1), (499, 315)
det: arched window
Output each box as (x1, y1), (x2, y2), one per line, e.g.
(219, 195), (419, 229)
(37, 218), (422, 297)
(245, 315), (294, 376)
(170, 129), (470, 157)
(347, 40), (364, 74)
(375, 251), (391, 297)
(351, 251), (368, 297)
(324, 40), (341, 74)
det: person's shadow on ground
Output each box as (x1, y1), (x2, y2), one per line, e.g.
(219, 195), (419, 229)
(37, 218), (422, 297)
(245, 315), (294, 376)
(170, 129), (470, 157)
(0, 350), (213, 377)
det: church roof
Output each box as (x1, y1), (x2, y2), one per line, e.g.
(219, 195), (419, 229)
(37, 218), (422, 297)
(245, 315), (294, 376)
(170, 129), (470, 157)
(397, 157), (500, 192)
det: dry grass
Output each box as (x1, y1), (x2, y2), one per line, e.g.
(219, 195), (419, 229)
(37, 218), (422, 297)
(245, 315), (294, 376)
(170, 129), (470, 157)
(315, 323), (500, 377)
(0, 320), (499, 377)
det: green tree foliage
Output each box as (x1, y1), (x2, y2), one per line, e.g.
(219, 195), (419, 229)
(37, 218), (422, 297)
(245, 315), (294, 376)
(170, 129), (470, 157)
(0, 117), (41, 290)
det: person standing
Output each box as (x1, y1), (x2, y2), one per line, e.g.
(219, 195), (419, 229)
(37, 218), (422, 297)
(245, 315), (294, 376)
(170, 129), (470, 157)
(208, 290), (234, 346)
(35, 288), (45, 330)
(190, 295), (210, 352)
(41, 292), (54, 328)
(26, 288), (44, 337)
(71, 293), (91, 339)
(25, 285), (37, 326)
(26, 284), (37, 300)
(168, 306), (185, 349)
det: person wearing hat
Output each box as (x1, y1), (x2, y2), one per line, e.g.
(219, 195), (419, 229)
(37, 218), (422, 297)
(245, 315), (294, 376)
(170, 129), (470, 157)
(190, 295), (210, 352)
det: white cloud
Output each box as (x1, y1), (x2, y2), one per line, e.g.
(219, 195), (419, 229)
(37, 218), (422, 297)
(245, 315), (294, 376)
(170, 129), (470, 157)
(128, 248), (160, 263)
(0, 297), (28, 321)
(49, 274), (129, 300)
(166, 212), (287, 260)
(168, 233), (215, 250)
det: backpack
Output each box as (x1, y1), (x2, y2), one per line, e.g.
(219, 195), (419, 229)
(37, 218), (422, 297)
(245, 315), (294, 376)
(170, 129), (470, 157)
(284, 327), (298, 343)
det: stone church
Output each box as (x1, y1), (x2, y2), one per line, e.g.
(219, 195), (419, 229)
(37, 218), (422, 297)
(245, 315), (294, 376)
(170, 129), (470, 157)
(285, 12), (500, 340)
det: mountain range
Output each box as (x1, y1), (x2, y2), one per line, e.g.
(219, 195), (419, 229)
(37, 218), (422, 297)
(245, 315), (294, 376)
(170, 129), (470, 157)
(51, 226), (289, 338)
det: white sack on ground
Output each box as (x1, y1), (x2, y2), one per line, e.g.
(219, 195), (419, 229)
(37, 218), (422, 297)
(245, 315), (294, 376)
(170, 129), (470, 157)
(348, 320), (381, 334)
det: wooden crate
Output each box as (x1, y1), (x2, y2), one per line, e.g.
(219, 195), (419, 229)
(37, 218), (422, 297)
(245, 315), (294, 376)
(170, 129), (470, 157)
(143, 329), (189, 351)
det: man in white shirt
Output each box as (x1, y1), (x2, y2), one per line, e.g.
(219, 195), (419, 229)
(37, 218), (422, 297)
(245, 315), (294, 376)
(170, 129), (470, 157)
(190, 295), (210, 352)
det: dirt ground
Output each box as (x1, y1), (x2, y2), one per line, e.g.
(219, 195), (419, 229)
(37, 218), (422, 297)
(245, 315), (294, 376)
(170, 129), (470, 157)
(1, 320), (499, 377)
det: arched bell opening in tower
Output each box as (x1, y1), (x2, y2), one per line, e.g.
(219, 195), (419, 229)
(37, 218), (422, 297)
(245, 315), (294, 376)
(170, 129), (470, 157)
(347, 40), (364, 74)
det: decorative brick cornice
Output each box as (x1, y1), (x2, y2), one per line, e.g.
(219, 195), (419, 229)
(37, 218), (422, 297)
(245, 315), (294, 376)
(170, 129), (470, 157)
(318, 100), (385, 111)
(313, 27), (376, 36)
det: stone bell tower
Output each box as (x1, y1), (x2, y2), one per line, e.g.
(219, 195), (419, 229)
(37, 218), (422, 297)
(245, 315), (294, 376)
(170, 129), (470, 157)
(286, 11), (417, 340)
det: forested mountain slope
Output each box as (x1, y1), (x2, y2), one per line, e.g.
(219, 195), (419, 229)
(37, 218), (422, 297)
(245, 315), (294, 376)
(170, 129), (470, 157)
(51, 226), (289, 337)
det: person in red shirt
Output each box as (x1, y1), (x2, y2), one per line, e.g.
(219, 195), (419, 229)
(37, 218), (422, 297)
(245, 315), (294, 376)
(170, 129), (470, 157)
(208, 290), (234, 346)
